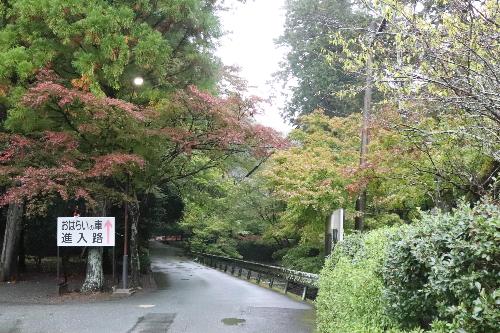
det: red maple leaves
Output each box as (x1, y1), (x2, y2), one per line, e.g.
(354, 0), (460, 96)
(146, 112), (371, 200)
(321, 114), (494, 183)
(1, 69), (287, 208)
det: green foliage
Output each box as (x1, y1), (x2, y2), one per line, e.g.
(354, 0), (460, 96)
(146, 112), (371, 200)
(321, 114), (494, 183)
(280, 244), (323, 273)
(316, 228), (397, 333)
(236, 240), (278, 263)
(180, 160), (285, 259)
(276, 0), (367, 121)
(383, 201), (500, 332)
(0, 0), (222, 114)
(139, 247), (151, 274)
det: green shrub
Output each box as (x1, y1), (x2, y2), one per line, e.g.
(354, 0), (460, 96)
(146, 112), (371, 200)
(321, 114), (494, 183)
(189, 236), (242, 259)
(316, 228), (397, 333)
(237, 240), (279, 263)
(281, 244), (324, 273)
(383, 201), (500, 332)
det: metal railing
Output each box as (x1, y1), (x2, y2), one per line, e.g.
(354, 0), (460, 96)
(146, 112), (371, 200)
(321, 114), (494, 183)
(191, 252), (319, 301)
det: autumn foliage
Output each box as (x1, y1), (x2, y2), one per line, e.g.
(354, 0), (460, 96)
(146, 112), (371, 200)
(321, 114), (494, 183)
(0, 70), (287, 211)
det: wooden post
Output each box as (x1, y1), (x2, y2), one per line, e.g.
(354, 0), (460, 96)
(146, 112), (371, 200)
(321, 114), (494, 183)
(302, 286), (308, 300)
(284, 280), (290, 294)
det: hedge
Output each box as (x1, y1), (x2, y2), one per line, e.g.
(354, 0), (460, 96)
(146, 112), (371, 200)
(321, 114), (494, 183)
(383, 201), (500, 332)
(316, 201), (499, 333)
(316, 228), (398, 332)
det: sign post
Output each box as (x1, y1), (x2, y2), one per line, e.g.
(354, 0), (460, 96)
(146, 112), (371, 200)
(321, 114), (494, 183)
(57, 217), (115, 247)
(325, 209), (344, 256)
(56, 217), (115, 289)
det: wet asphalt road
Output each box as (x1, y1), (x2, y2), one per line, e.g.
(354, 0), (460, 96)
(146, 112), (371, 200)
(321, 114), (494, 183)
(0, 241), (314, 333)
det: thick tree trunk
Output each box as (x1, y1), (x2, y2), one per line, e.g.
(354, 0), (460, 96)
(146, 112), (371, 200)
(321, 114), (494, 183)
(81, 247), (104, 292)
(129, 196), (141, 288)
(17, 228), (26, 273)
(81, 201), (106, 292)
(0, 202), (24, 282)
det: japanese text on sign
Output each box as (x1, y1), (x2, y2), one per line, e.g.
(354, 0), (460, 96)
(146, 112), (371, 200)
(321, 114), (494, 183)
(57, 217), (115, 246)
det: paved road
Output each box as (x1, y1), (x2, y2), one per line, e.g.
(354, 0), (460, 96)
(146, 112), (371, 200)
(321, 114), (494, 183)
(0, 241), (314, 333)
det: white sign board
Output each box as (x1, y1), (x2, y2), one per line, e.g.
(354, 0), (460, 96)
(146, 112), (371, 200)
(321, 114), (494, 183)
(57, 217), (115, 247)
(331, 208), (344, 242)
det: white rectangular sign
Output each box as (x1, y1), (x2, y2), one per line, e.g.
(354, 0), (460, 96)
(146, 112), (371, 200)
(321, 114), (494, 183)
(57, 217), (115, 247)
(331, 208), (344, 242)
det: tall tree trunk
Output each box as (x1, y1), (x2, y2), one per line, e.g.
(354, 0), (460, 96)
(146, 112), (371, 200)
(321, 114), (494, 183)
(355, 20), (377, 232)
(0, 202), (24, 282)
(129, 194), (141, 288)
(81, 201), (106, 292)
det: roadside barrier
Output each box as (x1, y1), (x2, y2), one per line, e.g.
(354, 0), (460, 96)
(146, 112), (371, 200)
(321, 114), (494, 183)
(191, 252), (319, 301)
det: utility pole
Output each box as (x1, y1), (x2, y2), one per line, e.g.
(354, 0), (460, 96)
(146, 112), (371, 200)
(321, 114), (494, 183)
(355, 19), (386, 231)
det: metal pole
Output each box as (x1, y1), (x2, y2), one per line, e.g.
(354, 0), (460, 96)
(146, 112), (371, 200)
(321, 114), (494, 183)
(122, 200), (129, 289)
(302, 286), (308, 300)
(112, 246), (115, 285)
(56, 246), (59, 284)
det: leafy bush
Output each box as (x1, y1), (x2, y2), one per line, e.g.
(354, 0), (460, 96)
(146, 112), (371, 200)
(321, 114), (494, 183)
(189, 236), (242, 258)
(237, 240), (279, 263)
(316, 228), (397, 333)
(383, 201), (500, 332)
(281, 244), (324, 273)
(365, 213), (404, 230)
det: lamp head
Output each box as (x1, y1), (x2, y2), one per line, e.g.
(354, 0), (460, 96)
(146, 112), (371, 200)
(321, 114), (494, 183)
(133, 77), (144, 86)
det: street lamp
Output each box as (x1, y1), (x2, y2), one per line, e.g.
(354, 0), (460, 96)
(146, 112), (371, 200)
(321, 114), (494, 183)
(133, 76), (144, 86)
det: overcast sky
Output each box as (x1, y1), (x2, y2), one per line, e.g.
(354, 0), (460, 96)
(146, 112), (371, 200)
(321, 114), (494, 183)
(215, 0), (294, 135)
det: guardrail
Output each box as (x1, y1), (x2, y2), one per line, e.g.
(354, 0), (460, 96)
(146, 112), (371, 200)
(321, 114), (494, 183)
(191, 252), (319, 301)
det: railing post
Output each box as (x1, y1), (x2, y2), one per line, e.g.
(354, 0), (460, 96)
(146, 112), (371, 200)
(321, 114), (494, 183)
(302, 286), (308, 300)
(194, 252), (319, 300)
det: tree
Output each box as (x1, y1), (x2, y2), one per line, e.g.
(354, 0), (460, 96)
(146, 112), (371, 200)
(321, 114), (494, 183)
(0, 0), (225, 287)
(0, 67), (288, 287)
(276, 0), (369, 122)
(331, 0), (500, 166)
(180, 163), (285, 257)
(0, 0), (222, 104)
(262, 108), (492, 246)
(0, 71), (146, 286)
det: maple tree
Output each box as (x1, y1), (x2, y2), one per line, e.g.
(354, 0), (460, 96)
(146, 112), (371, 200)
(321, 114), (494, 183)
(0, 69), (146, 286)
(0, 65), (287, 288)
(259, 107), (493, 263)
(0, 0), (240, 286)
